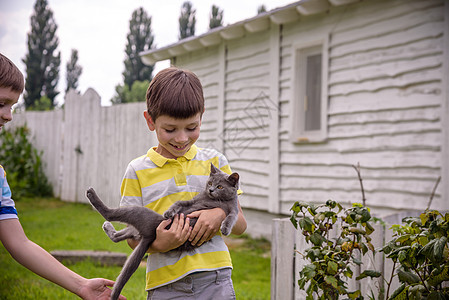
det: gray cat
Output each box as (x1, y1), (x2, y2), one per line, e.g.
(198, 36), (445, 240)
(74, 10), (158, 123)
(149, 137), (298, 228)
(85, 163), (239, 300)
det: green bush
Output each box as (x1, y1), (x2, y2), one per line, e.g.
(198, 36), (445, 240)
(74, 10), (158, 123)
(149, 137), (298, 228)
(382, 210), (449, 299)
(290, 164), (447, 300)
(0, 125), (53, 198)
(290, 200), (381, 300)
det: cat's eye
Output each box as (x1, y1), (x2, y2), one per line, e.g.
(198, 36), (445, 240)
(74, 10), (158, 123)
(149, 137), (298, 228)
(208, 182), (212, 186)
(217, 185), (223, 189)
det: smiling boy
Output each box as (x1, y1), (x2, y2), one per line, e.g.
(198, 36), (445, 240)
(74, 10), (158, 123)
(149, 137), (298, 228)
(120, 67), (247, 299)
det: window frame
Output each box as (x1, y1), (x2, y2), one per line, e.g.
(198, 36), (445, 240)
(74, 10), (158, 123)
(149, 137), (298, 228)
(291, 37), (329, 143)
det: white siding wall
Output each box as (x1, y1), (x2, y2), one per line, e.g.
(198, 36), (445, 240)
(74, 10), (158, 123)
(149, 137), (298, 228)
(176, 47), (223, 151)
(279, 0), (445, 214)
(176, 32), (275, 211)
(224, 32), (273, 211)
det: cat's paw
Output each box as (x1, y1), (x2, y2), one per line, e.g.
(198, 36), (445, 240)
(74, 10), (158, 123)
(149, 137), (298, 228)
(163, 208), (176, 219)
(102, 221), (116, 234)
(221, 224), (231, 236)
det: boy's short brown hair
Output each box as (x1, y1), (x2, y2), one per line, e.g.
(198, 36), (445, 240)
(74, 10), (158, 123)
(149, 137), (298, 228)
(146, 67), (204, 121)
(0, 53), (24, 93)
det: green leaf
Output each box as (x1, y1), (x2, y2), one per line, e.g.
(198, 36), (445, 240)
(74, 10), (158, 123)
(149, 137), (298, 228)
(343, 267), (353, 279)
(301, 264), (316, 280)
(290, 201), (302, 213)
(353, 257), (362, 265)
(420, 239), (438, 260)
(290, 215), (298, 229)
(359, 208), (371, 222)
(364, 222), (375, 235)
(388, 283), (406, 300)
(299, 217), (315, 232)
(327, 261), (338, 275)
(398, 250), (408, 263)
(420, 213), (429, 226)
(326, 199), (336, 209)
(356, 269), (381, 280)
(324, 275), (338, 289)
(347, 290), (362, 299)
(396, 234), (410, 244)
(427, 291), (447, 300)
(433, 236), (447, 262)
(308, 205), (317, 216)
(397, 269), (420, 284)
(310, 232), (325, 246)
(428, 265), (449, 286)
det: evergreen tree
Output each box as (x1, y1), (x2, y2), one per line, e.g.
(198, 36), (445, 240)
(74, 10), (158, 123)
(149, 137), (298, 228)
(23, 0), (60, 110)
(258, 5), (267, 14)
(65, 49), (82, 93)
(111, 80), (150, 105)
(179, 1), (196, 40)
(209, 5), (223, 29)
(123, 7), (154, 88)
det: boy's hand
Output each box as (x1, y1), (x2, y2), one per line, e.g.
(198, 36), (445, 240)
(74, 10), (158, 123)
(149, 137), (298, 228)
(187, 208), (226, 246)
(151, 214), (191, 252)
(77, 278), (127, 300)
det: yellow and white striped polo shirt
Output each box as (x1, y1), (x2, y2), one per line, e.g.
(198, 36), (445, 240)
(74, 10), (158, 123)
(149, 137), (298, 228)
(119, 144), (238, 290)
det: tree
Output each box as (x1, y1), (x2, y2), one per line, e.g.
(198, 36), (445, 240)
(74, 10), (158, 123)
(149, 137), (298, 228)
(179, 1), (196, 40)
(209, 5), (223, 29)
(111, 80), (150, 105)
(258, 5), (267, 14)
(65, 49), (82, 93)
(23, 0), (60, 110)
(123, 7), (154, 88)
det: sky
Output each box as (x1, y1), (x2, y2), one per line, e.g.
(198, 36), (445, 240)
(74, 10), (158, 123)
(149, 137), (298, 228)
(0, 0), (294, 106)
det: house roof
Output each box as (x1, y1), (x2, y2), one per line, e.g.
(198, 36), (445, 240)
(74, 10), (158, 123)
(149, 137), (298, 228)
(140, 0), (359, 65)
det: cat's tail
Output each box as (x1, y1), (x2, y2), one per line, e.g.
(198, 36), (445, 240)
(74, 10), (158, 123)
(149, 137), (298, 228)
(111, 238), (151, 300)
(86, 187), (112, 218)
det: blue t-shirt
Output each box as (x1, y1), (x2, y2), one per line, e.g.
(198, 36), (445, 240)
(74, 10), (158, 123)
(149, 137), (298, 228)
(0, 165), (18, 220)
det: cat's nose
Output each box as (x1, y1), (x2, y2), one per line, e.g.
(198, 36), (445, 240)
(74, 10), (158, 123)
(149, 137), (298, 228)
(209, 188), (214, 193)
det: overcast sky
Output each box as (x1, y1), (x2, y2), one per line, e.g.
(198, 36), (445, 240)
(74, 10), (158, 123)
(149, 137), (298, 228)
(0, 0), (293, 106)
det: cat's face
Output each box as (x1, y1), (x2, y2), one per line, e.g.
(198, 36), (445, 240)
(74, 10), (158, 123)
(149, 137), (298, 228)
(206, 164), (239, 200)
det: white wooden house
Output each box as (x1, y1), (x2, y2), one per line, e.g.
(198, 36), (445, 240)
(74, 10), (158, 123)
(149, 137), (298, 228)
(6, 0), (447, 241)
(141, 0), (449, 225)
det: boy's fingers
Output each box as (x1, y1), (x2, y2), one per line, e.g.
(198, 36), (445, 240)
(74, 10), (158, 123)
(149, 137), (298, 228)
(178, 213), (185, 228)
(158, 218), (172, 229)
(186, 211), (200, 219)
(191, 226), (206, 245)
(171, 214), (179, 229)
(182, 218), (192, 240)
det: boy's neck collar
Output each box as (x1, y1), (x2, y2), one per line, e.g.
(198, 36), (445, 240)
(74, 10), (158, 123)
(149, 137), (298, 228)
(147, 144), (198, 167)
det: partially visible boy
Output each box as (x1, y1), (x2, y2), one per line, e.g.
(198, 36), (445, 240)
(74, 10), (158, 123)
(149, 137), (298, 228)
(0, 53), (126, 300)
(120, 67), (247, 299)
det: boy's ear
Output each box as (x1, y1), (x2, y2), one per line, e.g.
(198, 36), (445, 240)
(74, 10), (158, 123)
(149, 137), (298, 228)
(143, 111), (155, 131)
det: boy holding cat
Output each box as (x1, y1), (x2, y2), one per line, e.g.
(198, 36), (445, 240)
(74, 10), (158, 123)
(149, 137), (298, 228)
(120, 67), (247, 299)
(0, 53), (126, 300)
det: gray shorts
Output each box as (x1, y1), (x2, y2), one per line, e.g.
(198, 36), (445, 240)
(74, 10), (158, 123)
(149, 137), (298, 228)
(147, 268), (235, 300)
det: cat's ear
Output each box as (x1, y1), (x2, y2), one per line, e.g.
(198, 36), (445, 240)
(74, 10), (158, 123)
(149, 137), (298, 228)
(210, 163), (219, 174)
(227, 173), (239, 187)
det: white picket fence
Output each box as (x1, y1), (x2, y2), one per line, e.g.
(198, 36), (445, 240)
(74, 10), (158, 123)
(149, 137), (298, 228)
(270, 211), (423, 300)
(7, 89), (156, 207)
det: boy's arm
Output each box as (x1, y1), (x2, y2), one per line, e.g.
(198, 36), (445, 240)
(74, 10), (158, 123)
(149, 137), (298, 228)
(231, 201), (247, 235)
(187, 199), (247, 246)
(0, 219), (126, 300)
(127, 214), (192, 253)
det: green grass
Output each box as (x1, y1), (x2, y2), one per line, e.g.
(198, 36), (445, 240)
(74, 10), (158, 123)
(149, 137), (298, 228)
(0, 197), (270, 299)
